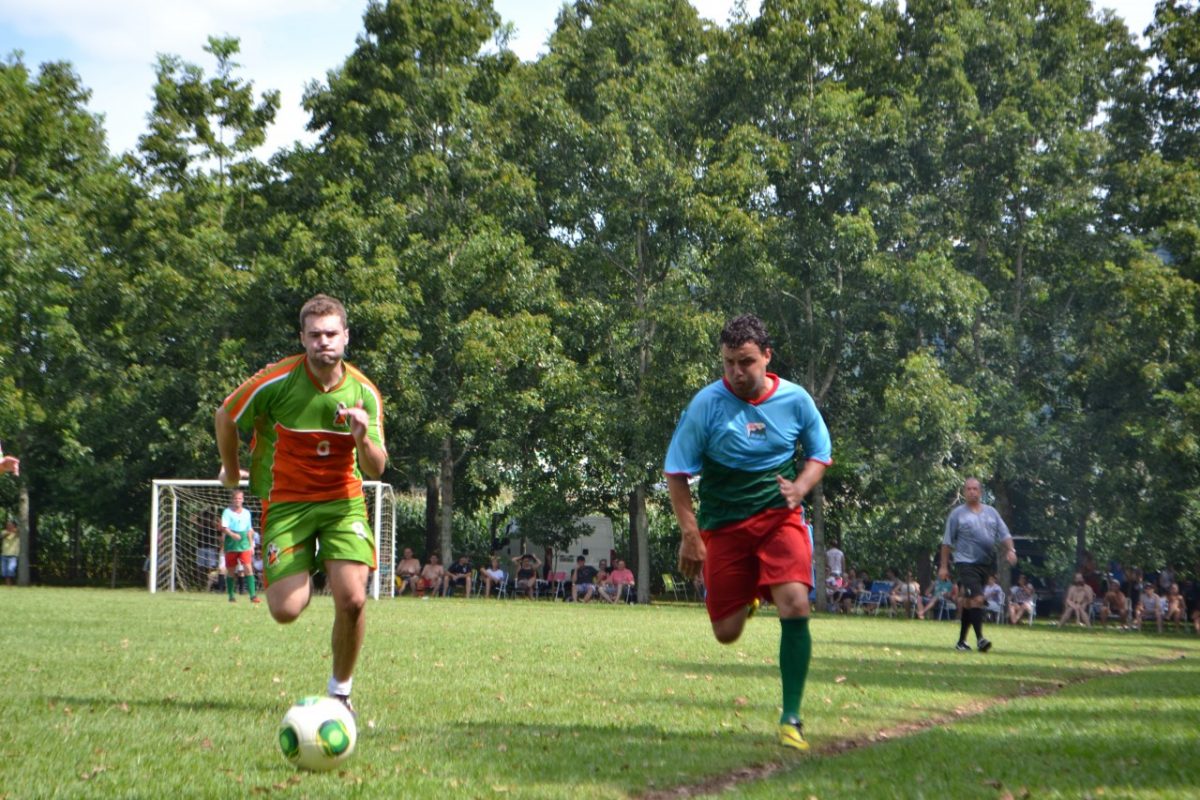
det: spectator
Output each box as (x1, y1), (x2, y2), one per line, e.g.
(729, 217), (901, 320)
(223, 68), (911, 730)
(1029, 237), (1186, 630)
(1164, 583), (1185, 632)
(444, 555), (473, 598)
(1187, 571), (1200, 635)
(1057, 573), (1094, 627)
(1158, 564), (1177, 595)
(601, 559), (636, 603)
(480, 555), (506, 598)
(512, 553), (541, 599)
(1124, 567), (1144, 621)
(826, 539), (845, 578)
(1, 520), (18, 587)
(983, 575), (1005, 621)
(889, 570), (921, 618)
(1007, 574), (1036, 625)
(1098, 579), (1128, 629)
(395, 548), (422, 596)
(417, 554), (445, 599)
(570, 556), (599, 603)
(917, 574), (953, 620)
(830, 568), (858, 613)
(1135, 583), (1164, 633)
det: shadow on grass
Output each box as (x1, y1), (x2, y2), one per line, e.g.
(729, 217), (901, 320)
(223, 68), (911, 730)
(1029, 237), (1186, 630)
(38, 693), (280, 714)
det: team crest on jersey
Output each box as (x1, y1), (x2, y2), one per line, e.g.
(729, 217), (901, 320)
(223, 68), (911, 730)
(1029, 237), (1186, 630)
(746, 421), (767, 440)
(267, 542), (280, 566)
(352, 521), (367, 540)
(333, 402), (351, 429)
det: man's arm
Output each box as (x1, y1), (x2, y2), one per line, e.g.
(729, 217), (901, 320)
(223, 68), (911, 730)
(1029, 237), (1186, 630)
(214, 407), (244, 488)
(776, 459), (827, 509)
(998, 535), (1018, 566)
(667, 474), (704, 580)
(938, 544), (953, 581)
(344, 400), (387, 479)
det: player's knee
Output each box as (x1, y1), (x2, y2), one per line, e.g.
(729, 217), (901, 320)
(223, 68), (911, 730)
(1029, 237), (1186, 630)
(270, 602), (303, 624)
(335, 590), (366, 617)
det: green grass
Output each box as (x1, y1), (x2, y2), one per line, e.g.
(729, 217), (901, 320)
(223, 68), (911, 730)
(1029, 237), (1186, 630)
(1, 589), (1197, 799)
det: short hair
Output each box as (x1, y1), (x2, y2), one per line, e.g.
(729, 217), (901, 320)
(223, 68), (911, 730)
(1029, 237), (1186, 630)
(720, 314), (771, 352)
(299, 294), (348, 331)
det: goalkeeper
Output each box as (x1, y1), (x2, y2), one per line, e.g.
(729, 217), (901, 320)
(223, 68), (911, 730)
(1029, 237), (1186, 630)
(664, 314), (831, 753)
(215, 294), (387, 714)
(220, 489), (260, 604)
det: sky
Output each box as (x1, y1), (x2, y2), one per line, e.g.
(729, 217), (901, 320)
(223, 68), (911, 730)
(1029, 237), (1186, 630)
(0, 0), (1157, 158)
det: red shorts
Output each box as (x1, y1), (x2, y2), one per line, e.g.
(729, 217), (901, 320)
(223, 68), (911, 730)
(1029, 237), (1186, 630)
(224, 550), (253, 572)
(702, 506), (812, 622)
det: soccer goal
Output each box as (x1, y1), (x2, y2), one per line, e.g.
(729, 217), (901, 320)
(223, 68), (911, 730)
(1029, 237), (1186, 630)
(149, 480), (397, 599)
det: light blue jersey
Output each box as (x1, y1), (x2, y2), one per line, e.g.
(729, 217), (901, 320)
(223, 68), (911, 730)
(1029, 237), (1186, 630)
(664, 375), (832, 530)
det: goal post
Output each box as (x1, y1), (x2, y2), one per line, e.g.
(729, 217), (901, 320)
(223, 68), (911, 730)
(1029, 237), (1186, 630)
(149, 480), (397, 599)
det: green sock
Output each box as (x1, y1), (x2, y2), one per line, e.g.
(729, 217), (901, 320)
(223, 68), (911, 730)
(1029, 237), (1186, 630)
(779, 617), (811, 724)
(226, 575), (235, 600)
(246, 574), (257, 599)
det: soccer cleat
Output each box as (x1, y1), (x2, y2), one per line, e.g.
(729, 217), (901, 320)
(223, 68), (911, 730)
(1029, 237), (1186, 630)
(955, 641), (971, 652)
(251, 596), (262, 604)
(332, 693), (356, 719)
(747, 597), (761, 620)
(228, 596), (236, 603)
(778, 720), (809, 752)
(977, 638), (992, 652)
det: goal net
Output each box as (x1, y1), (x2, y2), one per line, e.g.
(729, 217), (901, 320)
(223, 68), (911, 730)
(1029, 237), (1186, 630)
(149, 480), (397, 600)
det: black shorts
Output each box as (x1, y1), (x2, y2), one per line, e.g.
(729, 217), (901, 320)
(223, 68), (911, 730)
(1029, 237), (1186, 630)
(956, 563), (991, 599)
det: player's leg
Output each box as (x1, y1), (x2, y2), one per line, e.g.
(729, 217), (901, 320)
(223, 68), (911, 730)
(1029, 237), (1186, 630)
(327, 559), (369, 683)
(759, 509), (814, 752)
(239, 550), (259, 602)
(224, 551), (239, 602)
(261, 503), (318, 623)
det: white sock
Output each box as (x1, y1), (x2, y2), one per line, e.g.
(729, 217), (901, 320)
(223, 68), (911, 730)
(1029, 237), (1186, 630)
(328, 676), (353, 697)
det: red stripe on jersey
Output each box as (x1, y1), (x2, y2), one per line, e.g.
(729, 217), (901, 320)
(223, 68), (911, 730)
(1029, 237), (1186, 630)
(268, 426), (363, 503)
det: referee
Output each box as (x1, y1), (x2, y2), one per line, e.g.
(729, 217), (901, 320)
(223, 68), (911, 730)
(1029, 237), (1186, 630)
(939, 477), (1017, 652)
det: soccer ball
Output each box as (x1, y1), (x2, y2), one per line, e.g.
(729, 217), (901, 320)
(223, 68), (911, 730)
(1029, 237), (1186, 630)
(278, 696), (357, 771)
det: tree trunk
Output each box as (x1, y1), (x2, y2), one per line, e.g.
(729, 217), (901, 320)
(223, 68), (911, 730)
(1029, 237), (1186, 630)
(424, 473), (439, 559)
(629, 486), (649, 604)
(811, 482), (826, 610)
(439, 436), (455, 563)
(18, 484), (30, 586)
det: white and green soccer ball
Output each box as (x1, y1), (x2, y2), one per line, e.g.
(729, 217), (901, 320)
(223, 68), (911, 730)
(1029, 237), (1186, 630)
(278, 696), (357, 771)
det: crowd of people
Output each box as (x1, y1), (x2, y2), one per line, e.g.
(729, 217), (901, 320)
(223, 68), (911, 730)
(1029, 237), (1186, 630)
(393, 547), (637, 603)
(821, 539), (1200, 635)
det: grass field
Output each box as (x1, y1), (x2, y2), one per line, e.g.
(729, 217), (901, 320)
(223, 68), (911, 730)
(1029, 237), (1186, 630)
(1, 588), (1198, 799)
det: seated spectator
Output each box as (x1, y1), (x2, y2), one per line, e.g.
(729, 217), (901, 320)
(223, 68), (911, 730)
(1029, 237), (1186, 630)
(919, 575), (955, 620)
(1165, 583), (1185, 631)
(570, 556), (599, 603)
(1134, 583), (1164, 632)
(983, 575), (1006, 620)
(829, 568), (857, 613)
(511, 553), (542, 599)
(395, 547), (422, 596)
(480, 555), (506, 598)
(417, 554), (445, 599)
(1187, 573), (1200, 635)
(601, 559), (635, 603)
(889, 570), (921, 617)
(824, 572), (845, 612)
(1007, 574), (1036, 625)
(444, 555), (473, 598)
(1098, 580), (1128, 628)
(1057, 572), (1094, 627)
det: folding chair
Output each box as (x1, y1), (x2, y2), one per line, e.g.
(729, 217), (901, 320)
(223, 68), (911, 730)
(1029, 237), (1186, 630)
(662, 574), (688, 601)
(937, 596), (958, 621)
(548, 571), (569, 601)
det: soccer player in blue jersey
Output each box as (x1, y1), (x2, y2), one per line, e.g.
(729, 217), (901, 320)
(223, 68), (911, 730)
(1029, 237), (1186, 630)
(664, 314), (832, 752)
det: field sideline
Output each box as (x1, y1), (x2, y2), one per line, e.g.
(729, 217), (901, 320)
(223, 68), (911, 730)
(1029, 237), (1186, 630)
(1, 588), (1197, 799)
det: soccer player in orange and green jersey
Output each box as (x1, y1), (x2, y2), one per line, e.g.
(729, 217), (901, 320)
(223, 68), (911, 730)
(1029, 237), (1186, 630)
(215, 294), (387, 714)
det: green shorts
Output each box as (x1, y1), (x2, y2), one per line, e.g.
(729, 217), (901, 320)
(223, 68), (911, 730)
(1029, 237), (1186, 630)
(261, 497), (375, 585)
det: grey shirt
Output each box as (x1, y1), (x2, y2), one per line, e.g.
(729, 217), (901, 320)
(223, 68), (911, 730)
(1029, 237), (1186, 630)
(942, 504), (1012, 564)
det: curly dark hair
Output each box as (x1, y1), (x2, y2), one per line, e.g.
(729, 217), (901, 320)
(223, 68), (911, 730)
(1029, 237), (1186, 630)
(719, 314), (771, 351)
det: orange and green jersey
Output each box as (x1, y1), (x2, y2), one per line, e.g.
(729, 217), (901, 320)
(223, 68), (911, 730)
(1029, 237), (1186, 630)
(222, 354), (385, 505)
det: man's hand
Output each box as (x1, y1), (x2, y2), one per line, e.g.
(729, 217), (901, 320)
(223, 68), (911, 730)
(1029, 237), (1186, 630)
(776, 475), (808, 509)
(345, 400), (370, 443)
(938, 565), (950, 582)
(0, 455), (19, 476)
(1005, 548), (1018, 566)
(217, 466), (248, 488)
(678, 530), (706, 580)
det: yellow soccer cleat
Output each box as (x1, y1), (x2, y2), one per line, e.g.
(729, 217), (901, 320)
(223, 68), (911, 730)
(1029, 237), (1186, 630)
(746, 597), (760, 619)
(778, 720), (809, 752)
